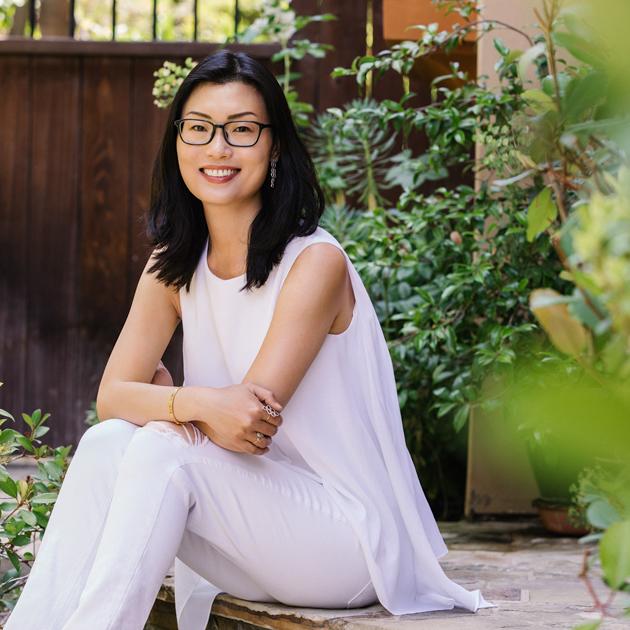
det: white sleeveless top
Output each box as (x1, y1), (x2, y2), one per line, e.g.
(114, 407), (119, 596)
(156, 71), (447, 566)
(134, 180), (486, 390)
(173, 226), (493, 629)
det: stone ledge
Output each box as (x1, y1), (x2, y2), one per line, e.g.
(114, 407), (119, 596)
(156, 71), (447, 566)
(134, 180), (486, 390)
(148, 578), (388, 630)
(145, 520), (630, 629)
(146, 572), (518, 630)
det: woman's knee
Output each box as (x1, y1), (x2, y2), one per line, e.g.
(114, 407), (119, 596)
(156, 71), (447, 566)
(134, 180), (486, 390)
(74, 418), (139, 457)
(139, 420), (206, 448)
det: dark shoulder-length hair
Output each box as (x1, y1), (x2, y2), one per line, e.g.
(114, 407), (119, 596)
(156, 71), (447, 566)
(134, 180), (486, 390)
(145, 49), (324, 293)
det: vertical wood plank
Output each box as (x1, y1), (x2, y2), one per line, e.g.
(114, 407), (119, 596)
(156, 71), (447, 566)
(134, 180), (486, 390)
(25, 57), (81, 445)
(292, 0), (368, 112)
(76, 56), (131, 441)
(0, 56), (30, 428)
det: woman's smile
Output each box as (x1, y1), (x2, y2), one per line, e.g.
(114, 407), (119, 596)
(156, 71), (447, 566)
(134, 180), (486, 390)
(199, 165), (241, 184)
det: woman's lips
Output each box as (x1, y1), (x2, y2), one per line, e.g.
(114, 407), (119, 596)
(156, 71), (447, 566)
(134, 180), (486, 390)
(199, 168), (240, 184)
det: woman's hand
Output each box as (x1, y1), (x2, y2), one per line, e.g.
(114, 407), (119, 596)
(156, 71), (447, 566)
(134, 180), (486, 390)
(191, 382), (283, 455)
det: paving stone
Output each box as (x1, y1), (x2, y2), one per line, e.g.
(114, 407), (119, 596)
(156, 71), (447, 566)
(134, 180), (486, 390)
(145, 519), (630, 629)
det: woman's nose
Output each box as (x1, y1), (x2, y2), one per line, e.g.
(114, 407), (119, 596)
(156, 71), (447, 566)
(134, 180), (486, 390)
(205, 127), (232, 156)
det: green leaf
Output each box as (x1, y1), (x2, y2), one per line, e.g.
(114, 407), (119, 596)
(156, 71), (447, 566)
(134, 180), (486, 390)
(587, 499), (620, 530)
(553, 31), (607, 69)
(453, 404), (470, 432)
(16, 436), (35, 453)
(0, 429), (16, 444)
(600, 520), (630, 589)
(31, 492), (58, 505)
(602, 335), (628, 374)
(6, 548), (21, 572)
(0, 476), (17, 498)
(440, 285), (458, 301)
(493, 37), (509, 57)
(33, 426), (50, 438)
(13, 534), (31, 546)
(522, 89), (556, 112)
(563, 72), (607, 123)
(21, 413), (34, 429)
(573, 622), (601, 630)
(17, 509), (37, 526)
(527, 188), (558, 242)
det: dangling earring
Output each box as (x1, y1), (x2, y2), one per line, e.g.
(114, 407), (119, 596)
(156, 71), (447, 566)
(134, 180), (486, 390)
(270, 158), (277, 189)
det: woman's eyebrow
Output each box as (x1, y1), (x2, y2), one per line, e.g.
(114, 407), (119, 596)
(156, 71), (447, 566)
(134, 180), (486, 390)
(184, 110), (258, 120)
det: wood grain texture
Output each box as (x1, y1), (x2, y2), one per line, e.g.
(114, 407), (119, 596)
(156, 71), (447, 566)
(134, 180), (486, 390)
(0, 56), (30, 428)
(26, 57), (81, 445)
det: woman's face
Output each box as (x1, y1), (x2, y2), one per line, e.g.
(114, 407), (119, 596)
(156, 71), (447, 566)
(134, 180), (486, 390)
(176, 81), (276, 209)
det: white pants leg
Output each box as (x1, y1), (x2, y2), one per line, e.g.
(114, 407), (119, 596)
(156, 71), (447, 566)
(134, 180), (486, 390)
(5, 418), (377, 630)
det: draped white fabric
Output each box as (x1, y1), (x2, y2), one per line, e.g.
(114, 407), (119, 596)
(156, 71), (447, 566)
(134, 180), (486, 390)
(174, 227), (493, 629)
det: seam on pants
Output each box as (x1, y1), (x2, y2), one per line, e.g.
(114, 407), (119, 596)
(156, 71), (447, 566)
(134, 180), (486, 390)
(47, 527), (104, 629)
(345, 578), (374, 608)
(104, 464), (188, 630)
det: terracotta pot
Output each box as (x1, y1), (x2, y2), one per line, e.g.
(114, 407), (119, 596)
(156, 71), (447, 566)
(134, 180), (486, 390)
(533, 498), (590, 536)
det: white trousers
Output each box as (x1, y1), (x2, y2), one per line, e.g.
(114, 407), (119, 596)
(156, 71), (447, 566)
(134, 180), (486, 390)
(5, 418), (378, 630)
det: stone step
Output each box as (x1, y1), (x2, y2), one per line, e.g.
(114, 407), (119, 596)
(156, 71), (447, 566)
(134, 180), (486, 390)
(147, 580), (387, 630)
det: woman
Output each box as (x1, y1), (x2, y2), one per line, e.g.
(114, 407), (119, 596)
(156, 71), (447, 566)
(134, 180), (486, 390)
(6, 50), (492, 630)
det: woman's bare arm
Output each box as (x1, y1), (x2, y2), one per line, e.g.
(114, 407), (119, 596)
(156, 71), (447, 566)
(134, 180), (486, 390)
(240, 243), (352, 408)
(96, 250), (203, 426)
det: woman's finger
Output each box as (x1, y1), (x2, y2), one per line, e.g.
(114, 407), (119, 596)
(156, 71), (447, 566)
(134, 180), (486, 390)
(245, 436), (270, 455)
(248, 383), (283, 412)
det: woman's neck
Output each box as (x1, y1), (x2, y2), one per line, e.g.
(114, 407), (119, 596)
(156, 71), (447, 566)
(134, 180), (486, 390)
(203, 200), (260, 271)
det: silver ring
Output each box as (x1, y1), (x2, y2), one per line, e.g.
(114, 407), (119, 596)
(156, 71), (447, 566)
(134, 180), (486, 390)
(255, 431), (266, 444)
(262, 403), (280, 418)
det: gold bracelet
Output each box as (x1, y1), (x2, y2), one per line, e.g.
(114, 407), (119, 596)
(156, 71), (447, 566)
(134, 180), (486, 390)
(168, 386), (186, 426)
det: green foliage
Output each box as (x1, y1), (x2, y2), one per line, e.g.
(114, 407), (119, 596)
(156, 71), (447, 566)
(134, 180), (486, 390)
(84, 400), (100, 428)
(152, 0), (335, 128)
(572, 464), (630, 540)
(238, 0), (336, 127)
(152, 57), (198, 109)
(0, 384), (72, 612)
(306, 99), (400, 211)
(311, 1), (571, 515)
(321, 183), (560, 512)
(0, 0), (23, 31)
(467, 1), (630, 624)
(600, 520), (630, 590)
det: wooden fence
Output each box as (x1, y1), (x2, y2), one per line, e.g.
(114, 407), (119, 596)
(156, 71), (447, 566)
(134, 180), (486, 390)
(1, 0), (406, 445)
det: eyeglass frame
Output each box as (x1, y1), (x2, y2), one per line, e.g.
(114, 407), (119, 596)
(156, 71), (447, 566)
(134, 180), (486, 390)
(173, 118), (273, 147)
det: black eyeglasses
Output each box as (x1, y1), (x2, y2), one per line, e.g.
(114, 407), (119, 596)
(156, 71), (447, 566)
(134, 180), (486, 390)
(174, 118), (273, 147)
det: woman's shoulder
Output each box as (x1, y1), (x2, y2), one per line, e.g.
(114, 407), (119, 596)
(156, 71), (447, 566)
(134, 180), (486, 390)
(284, 225), (344, 258)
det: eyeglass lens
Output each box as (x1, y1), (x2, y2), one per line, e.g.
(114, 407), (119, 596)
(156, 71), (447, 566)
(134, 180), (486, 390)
(179, 120), (261, 146)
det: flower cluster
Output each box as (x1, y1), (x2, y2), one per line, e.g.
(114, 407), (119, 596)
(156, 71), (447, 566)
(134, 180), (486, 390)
(152, 57), (197, 109)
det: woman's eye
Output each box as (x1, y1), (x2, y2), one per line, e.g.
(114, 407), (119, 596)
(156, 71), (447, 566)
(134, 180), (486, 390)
(191, 124), (208, 132)
(234, 125), (253, 133)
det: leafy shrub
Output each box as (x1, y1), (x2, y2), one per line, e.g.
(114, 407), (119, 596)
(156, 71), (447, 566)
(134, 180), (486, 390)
(321, 183), (562, 515)
(312, 3), (566, 515)
(0, 385), (72, 613)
